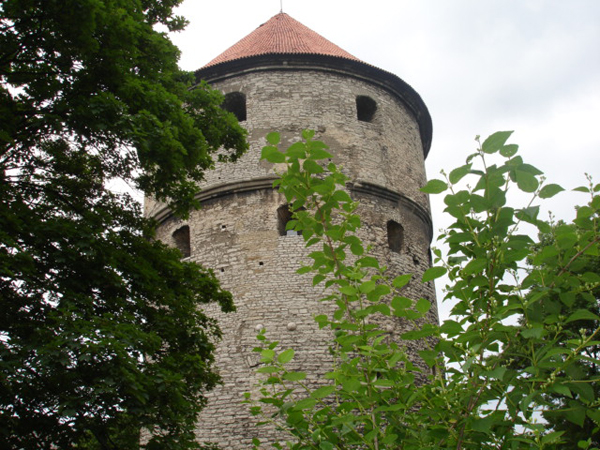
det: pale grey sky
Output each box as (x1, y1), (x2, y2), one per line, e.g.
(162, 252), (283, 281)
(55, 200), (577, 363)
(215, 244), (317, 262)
(169, 0), (600, 314)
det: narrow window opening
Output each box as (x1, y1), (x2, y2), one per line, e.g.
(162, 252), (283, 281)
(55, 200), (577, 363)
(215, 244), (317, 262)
(277, 204), (301, 236)
(356, 95), (377, 122)
(173, 225), (191, 258)
(222, 92), (246, 122)
(387, 220), (404, 253)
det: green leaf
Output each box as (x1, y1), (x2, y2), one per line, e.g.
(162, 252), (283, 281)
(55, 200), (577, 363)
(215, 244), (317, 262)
(521, 327), (544, 339)
(539, 183), (565, 199)
(302, 129), (315, 140)
(482, 131), (513, 154)
(381, 434), (399, 445)
(266, 132), (280, 145)
(541, 431), (565, 445)
(296, 398), (317, 410)
(256, 366), (279, 374)
(402, 326), (437, 340)
(309, 148), (333, 160)
(303, 159), (324, 174)
(367, 284), (391, 302)
(311, 385), (336, 399)
(500, 143), (519, 157)
(374, 379), (395, 387)
(566, 309), (600, 323)
(516, 205), (540, 224)
(370, 303), (391, 316)
(392, 296), (412, 310)
(261, 145), (286, 163)
(350, 241), (364, 256)
(440, 320), (463, 337)
(415, 298), (430, 314)
(287, 142), (307, 158)
(449, 164), (472, 184)
(462, 258), (487, 276)
(392, 274), (412, 289)
(469, 194), (488, 213)
(339, 286), (357, 296)
(278, 349), (295, 364)
(587, 408), (600, 425)
(357, 256), (379, 269)
(312, 182), (333, 195)
(283, 371), (306, 381)
(472, 416), (495, 433)
(422, 266), (447, 282)
(421, 179), (448, 194)
(313, 274), (326, 286)
(573, 186), (590, 193)
(576, 205), (594, 219)
(359, 280), (376, 294)
(485, 366), (507, 380)
(260, 349), (275, 363)
(581, 271), (600, 283)
(419, 349), (438, 367)
(332, 190), (352, 203)
(314, 315), (329, 327)
(515, 169), (539, 192)
(566, 404), (586, 427)
(550, 383), (572, 398)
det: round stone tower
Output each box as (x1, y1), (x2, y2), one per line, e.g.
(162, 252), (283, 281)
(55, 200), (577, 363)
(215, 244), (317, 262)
(145, 13), (435, 448)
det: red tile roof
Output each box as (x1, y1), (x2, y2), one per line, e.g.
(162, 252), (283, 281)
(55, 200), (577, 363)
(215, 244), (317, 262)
(204, 13), (361, 67)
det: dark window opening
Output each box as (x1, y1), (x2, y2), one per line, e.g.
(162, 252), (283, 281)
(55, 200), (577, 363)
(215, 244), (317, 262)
(356, 95), (377, 122)
(278, 205), (301, 236)
(222, 92), (246, 122)
(173, 226), (191, 258)
(387, 220), (404, 253)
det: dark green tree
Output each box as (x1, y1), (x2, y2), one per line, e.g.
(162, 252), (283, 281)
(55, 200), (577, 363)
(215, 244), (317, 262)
(0, 0), (247, 448)
(530, 216), (600, 447)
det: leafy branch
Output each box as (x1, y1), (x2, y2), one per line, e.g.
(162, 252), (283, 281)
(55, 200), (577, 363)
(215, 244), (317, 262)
(247, 130), (600, 449)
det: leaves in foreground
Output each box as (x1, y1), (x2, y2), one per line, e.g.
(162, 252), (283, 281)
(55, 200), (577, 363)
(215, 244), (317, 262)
(248, 131), (599, 449)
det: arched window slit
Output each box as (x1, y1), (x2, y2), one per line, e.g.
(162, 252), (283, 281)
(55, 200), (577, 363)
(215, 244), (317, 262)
(173, 226), (191, 258)
(222, 92), (247, 122)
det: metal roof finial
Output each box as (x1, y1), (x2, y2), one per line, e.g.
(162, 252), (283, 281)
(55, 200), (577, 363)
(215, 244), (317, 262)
(280, 0), (283, 13)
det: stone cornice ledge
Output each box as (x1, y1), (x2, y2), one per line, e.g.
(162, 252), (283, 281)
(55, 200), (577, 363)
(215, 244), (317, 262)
(347, 180), (433, 241)
(150, 176), (279, 223)
(151, 176), (433, 243)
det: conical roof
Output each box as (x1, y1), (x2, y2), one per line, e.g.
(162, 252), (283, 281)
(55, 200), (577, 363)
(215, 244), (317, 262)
(204, 13), (361, 67)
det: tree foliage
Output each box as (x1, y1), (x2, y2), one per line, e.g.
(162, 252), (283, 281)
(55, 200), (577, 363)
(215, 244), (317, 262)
(249, 131), (599, 449)
(1, 1), (247, 448)
(529, 216), (600, 447)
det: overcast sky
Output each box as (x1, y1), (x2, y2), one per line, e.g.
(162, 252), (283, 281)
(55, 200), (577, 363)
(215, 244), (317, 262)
(168, 0), (600, 313)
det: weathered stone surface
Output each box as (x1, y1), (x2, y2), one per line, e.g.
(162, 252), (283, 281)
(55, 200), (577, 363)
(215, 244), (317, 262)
(146, 44), (435, 448)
